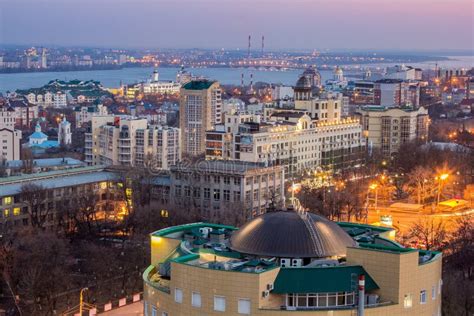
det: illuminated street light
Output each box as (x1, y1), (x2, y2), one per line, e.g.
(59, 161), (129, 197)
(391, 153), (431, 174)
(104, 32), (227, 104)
(437, 173), (449, 206)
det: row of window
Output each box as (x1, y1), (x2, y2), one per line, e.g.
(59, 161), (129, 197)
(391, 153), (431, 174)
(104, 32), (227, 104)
(404, 280), (442, 308)
(172, 288), (251, 314)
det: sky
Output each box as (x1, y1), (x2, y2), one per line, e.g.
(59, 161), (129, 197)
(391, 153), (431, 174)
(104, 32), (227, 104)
(0, 0), (473, 51)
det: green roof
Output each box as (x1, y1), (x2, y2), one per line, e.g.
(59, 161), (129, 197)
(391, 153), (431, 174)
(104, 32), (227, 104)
(357, 243), (416, 253)
(272, 266), (379, 294)
(152, 222), (237, 237)
(182, 80), (216, 90)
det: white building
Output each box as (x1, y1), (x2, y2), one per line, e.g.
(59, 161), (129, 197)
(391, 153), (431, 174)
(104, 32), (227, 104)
(207, 110), (364, 175)
(58, 117), (72, 146)
(0, 104), (21, 160)
(74, 101), (108, 128)
(85, 115), (181, 169)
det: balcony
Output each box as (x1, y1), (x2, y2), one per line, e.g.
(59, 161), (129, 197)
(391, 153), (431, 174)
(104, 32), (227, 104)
(143, 265), (170, 294)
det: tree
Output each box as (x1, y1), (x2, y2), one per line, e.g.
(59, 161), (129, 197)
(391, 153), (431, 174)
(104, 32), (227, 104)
(406, 218), (448, 251)
(405, 166), (434, 204)
(20, 183), (49, 229)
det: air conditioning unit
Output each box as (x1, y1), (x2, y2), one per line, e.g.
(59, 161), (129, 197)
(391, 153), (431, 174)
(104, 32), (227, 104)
(280, 258), (290, 268)
(267, 283), (274, 291)
(262, 290), (270, 298)
(291, 259), (302, 267)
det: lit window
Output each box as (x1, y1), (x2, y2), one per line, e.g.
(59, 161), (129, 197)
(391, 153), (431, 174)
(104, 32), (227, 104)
(3, 209), (10, 217)
(238, 299), (251, 315)
(3, 196), (12, 205)
(214, 295), (226, 312)
(420, 290), (427, 304)
(404, 294), (412, 308)
(100, 182), (107, 190)
(13, 207), (20, 216)
(192, 292), (201, 308)
(174, 288), (183, 303)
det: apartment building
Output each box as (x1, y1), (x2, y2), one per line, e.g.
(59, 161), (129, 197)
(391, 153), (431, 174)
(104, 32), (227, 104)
(0, 102), (22, 160)
(85, 115), (181, 169)
(74, 101), (108, 128)
(355, 106), (429, 156)
(179, 80), (222, 156)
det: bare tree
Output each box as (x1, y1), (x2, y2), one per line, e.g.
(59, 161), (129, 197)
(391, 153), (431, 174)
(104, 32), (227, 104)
(407, 218), (448, 251)
(20, 183), (49, 229)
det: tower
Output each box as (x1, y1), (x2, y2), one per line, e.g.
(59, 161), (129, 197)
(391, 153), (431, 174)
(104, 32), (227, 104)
(41, 48), (47, 69)
(58, 117), (72, 146)
(247, 35), (251, 59)
(334, 66), (344, 81)
(152, 68), (159, 82)
(261, 35), (264, 55)
(179, 80), (222, 156)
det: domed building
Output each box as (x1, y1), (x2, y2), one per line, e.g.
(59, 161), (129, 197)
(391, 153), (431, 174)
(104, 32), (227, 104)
(294, 66), (321, 101)
(143, 209), (442, 315)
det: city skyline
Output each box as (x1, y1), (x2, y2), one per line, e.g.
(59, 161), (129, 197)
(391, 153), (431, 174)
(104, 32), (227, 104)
(1, 0), (473, 51)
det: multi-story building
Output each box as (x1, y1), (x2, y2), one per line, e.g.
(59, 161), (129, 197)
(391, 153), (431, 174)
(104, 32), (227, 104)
(0, 165), (122, 230)
(143, 210), (442, 316)
(0, 102), (21, 160)
(355, 106), (429, 156)
(179, 80), (222, 156)
(74, 101), (108, 128)
(373, 79), (421, 108)
(85, 115), (181, 169)
(169, 160), (284, 218)
(207, 110), (364, 175)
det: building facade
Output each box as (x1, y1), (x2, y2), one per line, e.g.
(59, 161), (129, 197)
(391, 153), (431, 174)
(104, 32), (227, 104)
(169, 160), (285, 218)
(355, 106), (429, 156)
(143, 212), (442, 316)
(179, 80), (222, 156)
(85, 115), (181, 169)
(0, 103), (22, 160)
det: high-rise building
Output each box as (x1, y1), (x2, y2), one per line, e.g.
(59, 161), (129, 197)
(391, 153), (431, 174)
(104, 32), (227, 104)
(85, 115), (181, 169)
(355, 106), (429, 156)
(179, 80), (222, 156)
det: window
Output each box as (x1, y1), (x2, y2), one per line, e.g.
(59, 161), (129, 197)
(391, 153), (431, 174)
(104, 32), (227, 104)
(438, 279), (442, 295)
(175, 288), (183, 303)
(238, 299), (251, 315)
(432, 286), (436, 300)
(151, 306), (157, 316)
(404, 294), (413, 308)
(213, 189), (220, 201)
(223, 176), (230, 185)
(13, 207), (20, 216)
(204, 188), (211, 200)
(223, 190), (230, 201)
(192, 292), (202, 308)
(214, 296), (226, 312)
(144, 301), (148, 316)
(162, 312), (168, 316)
(3, 196), (12, 205)
(420, 290), (426, 304)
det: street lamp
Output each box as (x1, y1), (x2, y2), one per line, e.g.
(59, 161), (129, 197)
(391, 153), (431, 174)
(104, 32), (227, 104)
(436, 173), (449, 206)
(79, 287), (89, 316)
(368, 183), (378, 209)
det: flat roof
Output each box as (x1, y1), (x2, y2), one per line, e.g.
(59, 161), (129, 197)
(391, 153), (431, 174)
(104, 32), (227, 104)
(0, 166), (117, 196)
(182, 80), (216, 90)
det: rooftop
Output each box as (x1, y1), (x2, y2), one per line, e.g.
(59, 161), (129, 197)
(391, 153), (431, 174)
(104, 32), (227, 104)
(182, 80), (216, 90)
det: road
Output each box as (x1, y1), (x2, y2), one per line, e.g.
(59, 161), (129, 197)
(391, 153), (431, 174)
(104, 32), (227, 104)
(366, 207), (473, 235)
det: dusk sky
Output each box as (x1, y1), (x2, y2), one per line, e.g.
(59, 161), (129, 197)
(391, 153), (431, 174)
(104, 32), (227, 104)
(1, 0), (473, 51)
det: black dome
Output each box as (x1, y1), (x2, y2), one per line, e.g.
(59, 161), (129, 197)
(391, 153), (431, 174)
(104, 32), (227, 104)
(295, 76), (312, 89)
(229, 211), (357, 258)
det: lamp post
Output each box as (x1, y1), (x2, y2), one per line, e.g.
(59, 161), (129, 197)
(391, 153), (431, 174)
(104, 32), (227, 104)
(436, 173), (449, 206)
(79, 287), (89, 316)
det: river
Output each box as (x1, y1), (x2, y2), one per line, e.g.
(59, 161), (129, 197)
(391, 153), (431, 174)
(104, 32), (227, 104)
(0, 56), (472, 93)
